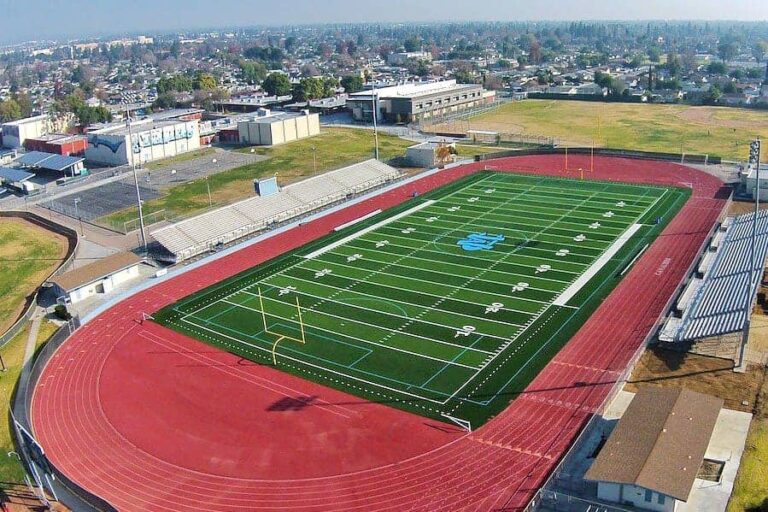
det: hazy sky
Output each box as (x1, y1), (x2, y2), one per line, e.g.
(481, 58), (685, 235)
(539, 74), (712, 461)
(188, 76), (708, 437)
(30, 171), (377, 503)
(2, 0), (768, 44)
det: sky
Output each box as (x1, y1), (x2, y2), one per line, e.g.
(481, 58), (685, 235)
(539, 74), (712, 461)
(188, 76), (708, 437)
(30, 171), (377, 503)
(1, 0), (768, 44)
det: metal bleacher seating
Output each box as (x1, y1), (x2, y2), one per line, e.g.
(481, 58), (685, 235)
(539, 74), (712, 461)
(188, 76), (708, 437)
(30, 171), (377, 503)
(662, 210), (768, 342)
(151, 159), (402, 262)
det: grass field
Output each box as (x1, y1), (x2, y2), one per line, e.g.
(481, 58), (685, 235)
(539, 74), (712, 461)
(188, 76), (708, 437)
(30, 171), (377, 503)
(433, 100), (768, 161)
(156, 171), (688, 427)
(0, 219), (67, 334)
(100, 128), (413, 228)
(0, 320), (58, 485)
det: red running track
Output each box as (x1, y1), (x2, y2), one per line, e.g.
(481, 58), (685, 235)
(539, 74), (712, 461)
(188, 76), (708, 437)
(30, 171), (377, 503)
(30, 155), (728, 511)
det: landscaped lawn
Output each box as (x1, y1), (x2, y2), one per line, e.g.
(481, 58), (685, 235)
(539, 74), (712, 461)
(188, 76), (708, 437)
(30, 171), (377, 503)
(101, 127), (414, 227)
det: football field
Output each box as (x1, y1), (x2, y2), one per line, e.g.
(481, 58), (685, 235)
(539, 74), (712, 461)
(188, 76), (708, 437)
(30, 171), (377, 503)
(155, 171), (689, 427)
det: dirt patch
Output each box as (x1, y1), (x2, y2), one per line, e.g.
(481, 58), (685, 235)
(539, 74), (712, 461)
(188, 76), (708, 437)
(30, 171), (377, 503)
(729, 200), (768, 216)
(626, 346), (764, 412)
(676, 106), (766, 131)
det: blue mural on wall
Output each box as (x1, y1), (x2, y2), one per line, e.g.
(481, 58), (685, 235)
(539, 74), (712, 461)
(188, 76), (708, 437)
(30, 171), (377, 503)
(87, 123), (196, 154)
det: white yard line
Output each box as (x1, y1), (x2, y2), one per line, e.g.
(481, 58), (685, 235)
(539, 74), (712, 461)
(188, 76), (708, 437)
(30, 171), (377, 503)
(303, 200), (435, 259)
(552, 223), (644, 307)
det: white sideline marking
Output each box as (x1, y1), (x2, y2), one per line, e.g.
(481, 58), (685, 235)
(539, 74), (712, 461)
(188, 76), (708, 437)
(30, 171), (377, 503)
(553, 223), (643, 307)
(334, 209), (382, 231)
(304, 200), (436, 259)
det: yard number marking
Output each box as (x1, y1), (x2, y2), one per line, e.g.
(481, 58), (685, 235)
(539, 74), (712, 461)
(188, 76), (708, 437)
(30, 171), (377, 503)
(484, 302), (504, 314)
(616, 201), (626, 207)
(401, 227), (416, 234)
(454, 325), (476, 338)
(278, 286), (296, 296)
(574, 234), (587, 242)
(511, 282), (530, 293)
(484, 188), (496, 194)
(375, 240), (389, 248)
(448, 206), (461, 212)
(426, 216), (440, 223)
(314, 269), (333, 278)
(603, 211), (615, 218)
(556, 249), (570, 257)
(346, 253), (363, 263)
(589, 222), (601, 230)
(467, 196), (480, 203)
(535, 264), (551, 274)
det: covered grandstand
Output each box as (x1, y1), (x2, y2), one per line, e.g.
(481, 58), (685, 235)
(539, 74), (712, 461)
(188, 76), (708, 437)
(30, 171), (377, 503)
(660, 210), (768, 342)
(151, 159), (402, 263)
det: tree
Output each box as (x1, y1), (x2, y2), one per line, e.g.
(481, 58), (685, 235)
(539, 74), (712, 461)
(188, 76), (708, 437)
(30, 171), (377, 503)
(340, 75), (364, 93)
(193, 72), (217, 90)
(403, 36), (421, 53)
(666, 52), (681, 77)
(528, 39), (542, 65)
(0, 99), (21, 122)
(153, 93), (177, 110)
(239, 60), (267, 84)
(262, 73), (292, 96)
(718, 41), (738, 63)
(707, 61), (728, 75)
(454, 70), (478, 84)
(648, 46), (661, 63)
(753, 41), (768, 63)
(594, 71), (613, 89)
(705, 84), (722, 104)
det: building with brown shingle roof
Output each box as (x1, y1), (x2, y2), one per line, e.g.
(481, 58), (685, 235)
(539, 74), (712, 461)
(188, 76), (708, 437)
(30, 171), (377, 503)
(585, 387), (723, 511)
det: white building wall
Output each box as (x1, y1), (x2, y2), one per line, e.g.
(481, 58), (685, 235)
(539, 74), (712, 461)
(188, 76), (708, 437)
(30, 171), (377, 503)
(86, 120), (200, 167)
(2, 116), (48, 148)
(237, 113), (320, 146)
(64, 265), (141, 304)
(597, 483), (676, 512)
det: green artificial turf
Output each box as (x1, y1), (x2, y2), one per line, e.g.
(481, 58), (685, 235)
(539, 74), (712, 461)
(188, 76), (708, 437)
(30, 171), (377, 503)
(155, 171), (689, 428)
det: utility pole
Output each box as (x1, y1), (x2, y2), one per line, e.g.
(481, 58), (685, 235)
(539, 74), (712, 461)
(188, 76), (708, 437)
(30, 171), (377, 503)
(739, 138), (762, 371)
(126, 108), (147, 253)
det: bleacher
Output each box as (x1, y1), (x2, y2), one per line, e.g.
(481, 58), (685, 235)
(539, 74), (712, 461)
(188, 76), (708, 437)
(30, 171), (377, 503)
(151, 159), (401, 263)
(660, 210), (768, 342)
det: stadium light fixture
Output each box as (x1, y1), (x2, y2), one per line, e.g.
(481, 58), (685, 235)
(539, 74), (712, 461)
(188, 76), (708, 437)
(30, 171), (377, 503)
(126, 109), (147, 253)
(740, 138), (762, 371)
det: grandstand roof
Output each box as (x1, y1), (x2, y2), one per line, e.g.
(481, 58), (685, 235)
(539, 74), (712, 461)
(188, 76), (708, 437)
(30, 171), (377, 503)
(677, 211), (768, 341)
(585, 387), (722, 502)
(151, 159), (401, 262)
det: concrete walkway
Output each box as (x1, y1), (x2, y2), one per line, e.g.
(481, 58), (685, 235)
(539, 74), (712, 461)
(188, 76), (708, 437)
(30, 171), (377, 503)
(18, 309), (43, 387)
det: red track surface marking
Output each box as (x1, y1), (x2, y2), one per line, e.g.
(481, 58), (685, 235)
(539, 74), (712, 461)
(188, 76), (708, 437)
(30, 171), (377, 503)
(31, 155), (728, 511)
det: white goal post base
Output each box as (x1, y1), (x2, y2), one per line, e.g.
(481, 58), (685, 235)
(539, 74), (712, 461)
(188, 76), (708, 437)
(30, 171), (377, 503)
(441, 413), (472, 432)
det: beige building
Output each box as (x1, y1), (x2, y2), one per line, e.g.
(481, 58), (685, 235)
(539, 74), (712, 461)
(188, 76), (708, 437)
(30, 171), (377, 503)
(237, 110), (320, 146)
(50, 252), (143, 304)
(585, 387), (723, 512)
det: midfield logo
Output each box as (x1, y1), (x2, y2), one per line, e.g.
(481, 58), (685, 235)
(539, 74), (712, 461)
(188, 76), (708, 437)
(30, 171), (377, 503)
(457, 232), (505, 251)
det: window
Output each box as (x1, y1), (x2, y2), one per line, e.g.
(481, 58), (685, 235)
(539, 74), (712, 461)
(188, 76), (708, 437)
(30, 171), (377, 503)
(658, 494), (666, 505)
(644, 489), (652, 502)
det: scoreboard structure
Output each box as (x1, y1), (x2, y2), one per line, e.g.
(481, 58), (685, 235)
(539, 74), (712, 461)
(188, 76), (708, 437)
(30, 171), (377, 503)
(254, 176), (279, 197)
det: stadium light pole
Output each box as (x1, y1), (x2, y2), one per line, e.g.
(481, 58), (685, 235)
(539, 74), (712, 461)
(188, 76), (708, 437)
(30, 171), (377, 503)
(126, 109), (147, 253)
(371, 83), (380, 161)
(739, 138), (762, 371)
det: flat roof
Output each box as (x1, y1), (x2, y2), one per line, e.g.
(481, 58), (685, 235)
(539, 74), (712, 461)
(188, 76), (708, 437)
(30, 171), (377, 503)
(15, 151), (84, 171)
(1, 114), (48, 126)
(51, 252), (143, 292)
(91, 119), (195, 137)
(348, 80), (480, 100)
(0, 167), (35, 182)
(585, 387), (722, 501)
